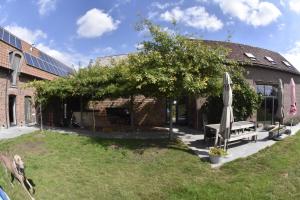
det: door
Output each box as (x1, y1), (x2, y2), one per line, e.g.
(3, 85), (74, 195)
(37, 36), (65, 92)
(256, 84), (278, 126)
(9, 95), (16, 126)
(24, 96), (33, 124)
(166, 97), (188, 125)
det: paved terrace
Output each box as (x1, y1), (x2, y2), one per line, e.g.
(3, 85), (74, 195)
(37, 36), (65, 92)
(0, 126), (39, 139)
(176, 123), (300, 168)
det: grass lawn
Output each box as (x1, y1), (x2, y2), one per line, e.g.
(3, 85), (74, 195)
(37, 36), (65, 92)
(0, 131), (300, 200)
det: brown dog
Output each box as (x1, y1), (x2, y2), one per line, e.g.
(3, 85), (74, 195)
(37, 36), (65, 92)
(0, 154), (35, 200)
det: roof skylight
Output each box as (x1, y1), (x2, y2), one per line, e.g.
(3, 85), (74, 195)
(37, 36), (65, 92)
(282, 61), (292, 68)
(265, 56), (276, 64)
(244, 52), (256, 61)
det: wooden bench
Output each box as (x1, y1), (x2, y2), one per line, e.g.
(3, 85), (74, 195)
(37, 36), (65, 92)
(205, 121), (257, 150)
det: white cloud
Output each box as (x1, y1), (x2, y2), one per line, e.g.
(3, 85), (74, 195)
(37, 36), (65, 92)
(151, 0), (184, 10)
(77, 8), (120, 38)
(283, 41), (300, 71)
(214, 0), (281, 27)
(37, 0), (57, 16)
(288, 0), (300, 13)
(4, 25), (47, 44)
(36, 43), (91, 69)
(160, 6), (223, 31)
(148, 11), (159, 19)
(92, 46), (116, 55)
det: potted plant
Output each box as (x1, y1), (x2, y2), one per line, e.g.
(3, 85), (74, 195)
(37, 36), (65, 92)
(209, 147), (227, 164)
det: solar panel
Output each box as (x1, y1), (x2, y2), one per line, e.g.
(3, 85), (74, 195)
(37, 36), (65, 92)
(9, 34), (16, 47)
(0, 27), (3, 40)
(0, 26), (23, 50)
(48, 64), (56, 74)
(15, 38), (22, 50)
(24, 53), (34, 66)
(37, 58), (45, 70)
(37, 51), (73, 76)
(31, 56), (39, 69)
(3, 30), (9, 44)
(44, 61), (51, 72)
(52, 66), (60, 75)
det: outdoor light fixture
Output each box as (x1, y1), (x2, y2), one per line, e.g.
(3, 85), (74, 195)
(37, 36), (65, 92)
(30, 43), (35, 52)
(173, 100), (177, 105)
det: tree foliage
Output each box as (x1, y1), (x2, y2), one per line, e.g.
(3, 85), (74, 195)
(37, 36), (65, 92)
(128, 20), (230, 98)
(203, 66), (262, 122)
(27, 20), (261, 126)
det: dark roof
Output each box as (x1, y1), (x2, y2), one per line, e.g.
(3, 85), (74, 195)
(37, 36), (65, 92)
(203, 40), (300, 75)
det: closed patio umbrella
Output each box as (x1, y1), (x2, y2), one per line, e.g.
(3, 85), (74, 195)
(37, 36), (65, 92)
(275, 79), (284, 138)
(289, 78), (297, 127)
(219, 72), (234, 150)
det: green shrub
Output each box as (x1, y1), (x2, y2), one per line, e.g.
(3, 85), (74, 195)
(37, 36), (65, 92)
(284, 117), (300, 126)
(209, 147), (227, 156)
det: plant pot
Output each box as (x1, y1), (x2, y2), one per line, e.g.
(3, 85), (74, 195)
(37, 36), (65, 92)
(209, 155), (222, 164)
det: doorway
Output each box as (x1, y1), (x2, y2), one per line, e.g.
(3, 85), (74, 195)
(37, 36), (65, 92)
(166, 97), (188, 125)
(25, 96), (33, 124)
(9, 95), (17, 126)
(256, 84), (278, 126)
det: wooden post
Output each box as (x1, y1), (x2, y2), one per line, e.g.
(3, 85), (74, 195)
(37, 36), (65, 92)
(130, 95), (134, 130)
(92, 101), (96, 133)
(40, 103), (43, 131)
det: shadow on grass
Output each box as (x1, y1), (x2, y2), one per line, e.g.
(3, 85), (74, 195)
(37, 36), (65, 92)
(85, 136), (196, 156)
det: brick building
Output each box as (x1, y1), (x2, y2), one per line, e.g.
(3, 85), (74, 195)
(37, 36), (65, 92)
(0, 26), (73, 129)
(93, 41), (300, 130)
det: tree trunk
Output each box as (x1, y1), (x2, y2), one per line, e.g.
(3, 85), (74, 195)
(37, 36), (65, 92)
(80, 96), (83, 128)
(40, 103), (43, 132)
(169, 99), (174, 140)
(92, 101), (96, 133)
(130, 95), (135, 130)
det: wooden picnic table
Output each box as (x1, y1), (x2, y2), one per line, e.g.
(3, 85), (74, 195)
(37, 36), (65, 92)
(205, 121), (257, 150)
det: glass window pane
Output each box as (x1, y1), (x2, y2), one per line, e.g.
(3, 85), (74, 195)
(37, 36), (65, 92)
(15, 38), (22, 50)
(271, 86), (278, 97)
(24, 53), (34, 66)
(9, 34), (16, 47)
(3, 30), (9, 43)
(37, 59), (45, 70)
(0, 27), (3, 40)
(256, 85), (264, 95)
(31, 56), (39, 68)
(264, 85), (273, 96)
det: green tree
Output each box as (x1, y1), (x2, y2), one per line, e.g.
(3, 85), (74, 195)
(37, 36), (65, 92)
(28, 20), (261, 138)
(127, 21), (232, 139)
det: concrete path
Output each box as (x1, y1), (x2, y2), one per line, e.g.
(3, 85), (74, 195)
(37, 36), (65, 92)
(0, 126), (39, 140)
(176, 123), (300, 168)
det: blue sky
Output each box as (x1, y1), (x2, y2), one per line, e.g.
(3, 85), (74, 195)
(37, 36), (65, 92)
(1, 0), (300, 70)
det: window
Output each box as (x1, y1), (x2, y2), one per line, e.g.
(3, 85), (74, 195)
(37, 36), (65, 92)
(9, 51), (23, 86)
(282, 60), (292, 68)
(244, 52), (256, 61)
(256, 84), (278, 97)
(265, 56), (276, 64)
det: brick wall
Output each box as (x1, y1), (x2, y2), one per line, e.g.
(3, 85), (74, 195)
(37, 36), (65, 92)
(79, 96), (166, 128)
(0, 38), (60, 128)
(0, 70), (37, 128)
